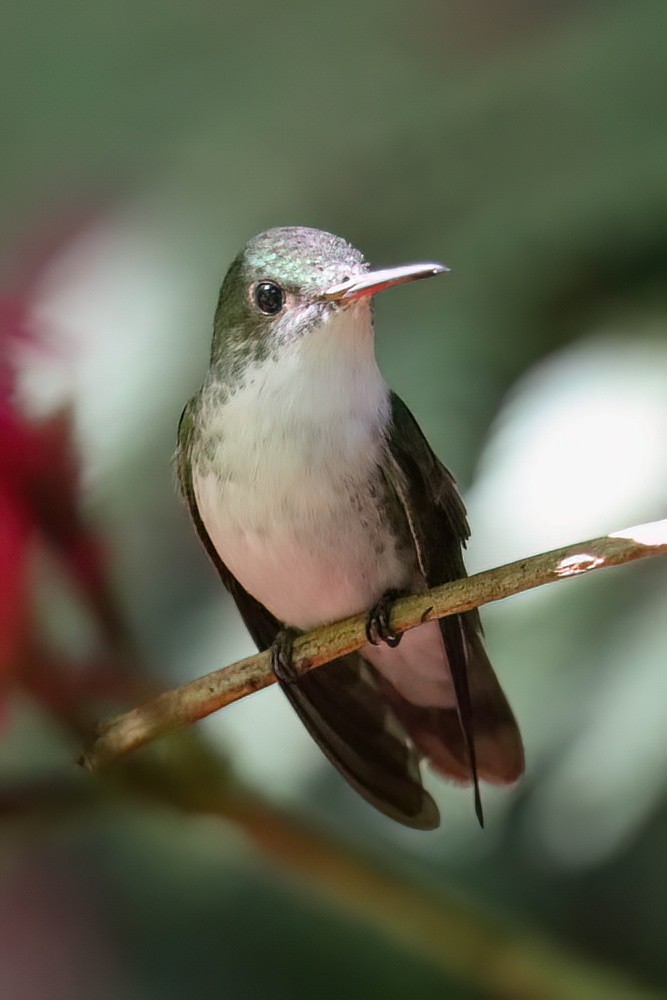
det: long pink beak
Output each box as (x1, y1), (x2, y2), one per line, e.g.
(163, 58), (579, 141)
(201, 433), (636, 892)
(320, 262), (448, 302)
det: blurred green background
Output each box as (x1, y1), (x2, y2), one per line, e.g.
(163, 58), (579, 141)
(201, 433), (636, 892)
(1, 2), (666, 998)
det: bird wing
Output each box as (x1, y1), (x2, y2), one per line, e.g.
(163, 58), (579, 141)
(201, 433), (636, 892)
(176, 398), (439, 829)
(380, 393), (524, 823)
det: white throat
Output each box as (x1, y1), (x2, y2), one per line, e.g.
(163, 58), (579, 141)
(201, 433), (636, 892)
(205, 301), (390, 471)
(255, 300), (389, 436)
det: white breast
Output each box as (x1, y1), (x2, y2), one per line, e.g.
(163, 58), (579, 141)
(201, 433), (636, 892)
(193, 304), (407, 628)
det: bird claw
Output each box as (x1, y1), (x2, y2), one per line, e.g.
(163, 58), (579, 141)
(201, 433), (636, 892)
(365, 590), (405, 648)
(270, 627), (300, 685)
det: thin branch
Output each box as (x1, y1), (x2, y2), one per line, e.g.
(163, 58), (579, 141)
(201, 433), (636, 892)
(82, 518), (667, 771)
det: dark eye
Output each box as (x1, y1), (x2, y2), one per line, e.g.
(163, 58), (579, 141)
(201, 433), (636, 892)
(255, 281), (284, 315)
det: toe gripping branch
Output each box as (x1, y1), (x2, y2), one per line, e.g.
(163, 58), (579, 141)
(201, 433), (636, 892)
(365, 589), (406, 648)
(270, 627), (301, 685)
(271, 588), (406, 688)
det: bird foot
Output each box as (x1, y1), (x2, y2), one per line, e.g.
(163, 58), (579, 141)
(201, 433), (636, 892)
(365, 589), (406, 648)
(270, 627), (300, 685)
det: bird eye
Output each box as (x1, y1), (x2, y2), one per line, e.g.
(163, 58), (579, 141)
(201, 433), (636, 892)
(254, 281), (284, 315)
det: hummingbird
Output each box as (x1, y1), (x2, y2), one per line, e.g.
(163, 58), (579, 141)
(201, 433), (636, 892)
(176, 226), (524, 829)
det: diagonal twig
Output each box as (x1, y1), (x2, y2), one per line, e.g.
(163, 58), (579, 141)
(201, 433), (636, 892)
(82, 519), (667, 771)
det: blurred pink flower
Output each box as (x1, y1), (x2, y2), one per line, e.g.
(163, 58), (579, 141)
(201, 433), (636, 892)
(0, 209), (133, 727)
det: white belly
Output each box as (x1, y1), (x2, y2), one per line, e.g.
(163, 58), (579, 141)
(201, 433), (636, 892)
(194, 462), (406, 629)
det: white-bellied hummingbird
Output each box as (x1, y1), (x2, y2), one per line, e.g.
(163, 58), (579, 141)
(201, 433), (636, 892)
(176, 227), (524, 829)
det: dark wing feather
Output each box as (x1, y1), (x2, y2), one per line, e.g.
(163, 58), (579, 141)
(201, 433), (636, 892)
(279, 657), (439, 828)
(176, 399), (439, 829)
(382, 393), (524, 822)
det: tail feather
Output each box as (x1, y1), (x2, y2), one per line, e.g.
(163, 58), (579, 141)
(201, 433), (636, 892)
(382, 629), (524, 787)
(278, 628), (522, 827)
